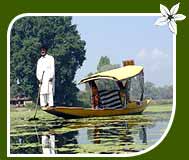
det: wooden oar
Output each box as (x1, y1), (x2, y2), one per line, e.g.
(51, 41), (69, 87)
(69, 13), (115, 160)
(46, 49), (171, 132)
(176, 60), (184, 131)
(29, 71), (45, 121)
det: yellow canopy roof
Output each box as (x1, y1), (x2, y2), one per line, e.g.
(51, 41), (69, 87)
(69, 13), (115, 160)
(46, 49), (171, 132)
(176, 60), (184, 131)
(79, 65), (143, 84)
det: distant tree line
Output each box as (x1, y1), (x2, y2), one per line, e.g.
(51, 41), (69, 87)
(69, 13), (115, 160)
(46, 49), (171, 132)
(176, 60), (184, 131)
(144, 81), (173, 100)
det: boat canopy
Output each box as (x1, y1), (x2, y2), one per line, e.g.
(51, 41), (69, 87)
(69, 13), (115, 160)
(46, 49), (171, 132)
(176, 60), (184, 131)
(79, 65), (143, 84)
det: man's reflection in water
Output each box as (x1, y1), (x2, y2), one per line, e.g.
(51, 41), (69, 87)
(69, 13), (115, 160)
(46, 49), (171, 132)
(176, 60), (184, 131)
(42, 134), (55, 154)
(139, 125), (147, 144)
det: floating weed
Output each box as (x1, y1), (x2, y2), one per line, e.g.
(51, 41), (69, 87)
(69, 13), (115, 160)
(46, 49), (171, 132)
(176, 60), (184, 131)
(11, 142), (41, 150)
(10, 104), (172, 154)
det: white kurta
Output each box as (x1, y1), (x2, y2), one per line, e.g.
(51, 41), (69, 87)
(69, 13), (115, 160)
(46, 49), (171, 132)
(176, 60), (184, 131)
(36, 54), (55, 95)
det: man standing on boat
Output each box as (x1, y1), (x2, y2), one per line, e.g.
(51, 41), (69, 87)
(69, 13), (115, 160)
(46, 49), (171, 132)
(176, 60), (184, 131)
(36, 46), (55, 107)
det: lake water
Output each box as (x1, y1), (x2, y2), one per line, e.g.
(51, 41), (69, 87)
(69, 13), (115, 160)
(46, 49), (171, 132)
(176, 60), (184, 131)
(10, 105), (172, 154)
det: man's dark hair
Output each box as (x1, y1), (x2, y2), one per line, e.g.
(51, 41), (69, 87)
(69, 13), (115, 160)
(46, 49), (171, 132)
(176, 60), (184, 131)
(40, 45), (48, 51)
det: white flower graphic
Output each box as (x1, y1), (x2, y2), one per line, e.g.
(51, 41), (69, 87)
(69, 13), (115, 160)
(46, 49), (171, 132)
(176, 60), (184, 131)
(155, 2), (186, 34)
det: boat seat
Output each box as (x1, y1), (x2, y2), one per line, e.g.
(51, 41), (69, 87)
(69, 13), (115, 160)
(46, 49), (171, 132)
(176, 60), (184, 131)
(98, 90), (123, 109)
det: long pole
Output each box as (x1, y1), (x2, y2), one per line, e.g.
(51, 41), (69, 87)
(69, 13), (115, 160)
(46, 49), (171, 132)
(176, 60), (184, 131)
(29, 71), (44, 121)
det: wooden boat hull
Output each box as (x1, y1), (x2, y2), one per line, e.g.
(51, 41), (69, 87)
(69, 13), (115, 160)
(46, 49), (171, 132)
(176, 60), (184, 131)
(42, 99), (151, 119)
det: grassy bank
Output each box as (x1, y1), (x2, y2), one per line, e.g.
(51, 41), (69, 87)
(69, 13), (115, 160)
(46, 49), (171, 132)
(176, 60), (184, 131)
(150, 99), (173, 105)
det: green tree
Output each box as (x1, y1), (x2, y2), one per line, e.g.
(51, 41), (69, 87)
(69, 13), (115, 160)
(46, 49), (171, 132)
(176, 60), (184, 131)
(144, 81), (173, 100)
(10, 16), (86, 105)
(97, 56), (111, 72)
(96, 56), (120, 90)
(77, 90), (91, 108)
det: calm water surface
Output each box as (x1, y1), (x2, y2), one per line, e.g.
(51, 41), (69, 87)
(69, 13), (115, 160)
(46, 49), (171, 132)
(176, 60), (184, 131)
(10, 105), (172, 154)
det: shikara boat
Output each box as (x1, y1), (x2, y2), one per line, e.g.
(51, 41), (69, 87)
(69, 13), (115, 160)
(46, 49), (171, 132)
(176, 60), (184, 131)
(43, 99), (151, 119)
(43, 60), (151, 119)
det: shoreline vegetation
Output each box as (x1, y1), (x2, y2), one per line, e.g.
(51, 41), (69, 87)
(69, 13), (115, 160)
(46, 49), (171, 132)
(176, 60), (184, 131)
(149, 99), (173, 105)
(10, 104), (173, 122)
(10, 98), (173, 109)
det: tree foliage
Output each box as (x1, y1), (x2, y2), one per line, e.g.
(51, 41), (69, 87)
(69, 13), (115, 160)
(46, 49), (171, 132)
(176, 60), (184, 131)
(10, 16), (86, 105)
(96, 56), (120, 90)
(144, 82), (173, 99)
(97, 56), (111, 72)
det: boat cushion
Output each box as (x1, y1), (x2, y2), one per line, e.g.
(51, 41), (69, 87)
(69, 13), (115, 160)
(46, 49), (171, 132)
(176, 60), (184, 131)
(98, 90), (123, 109)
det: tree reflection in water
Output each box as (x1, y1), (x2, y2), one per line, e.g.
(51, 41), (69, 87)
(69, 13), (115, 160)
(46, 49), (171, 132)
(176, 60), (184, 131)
(10, 118), (158, 154)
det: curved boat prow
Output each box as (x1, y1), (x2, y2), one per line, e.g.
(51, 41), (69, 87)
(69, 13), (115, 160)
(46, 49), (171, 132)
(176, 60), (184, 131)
(146, 99), (152, 105)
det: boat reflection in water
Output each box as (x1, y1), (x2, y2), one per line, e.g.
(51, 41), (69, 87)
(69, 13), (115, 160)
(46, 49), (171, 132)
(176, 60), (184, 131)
(11, 115), (167, 154)
(85, 121), (148, 152)
(39, 121), (149, 154)
(139, 126), (147, 144)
